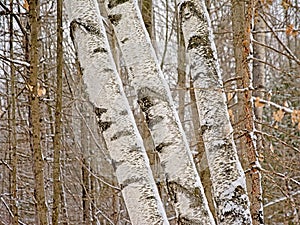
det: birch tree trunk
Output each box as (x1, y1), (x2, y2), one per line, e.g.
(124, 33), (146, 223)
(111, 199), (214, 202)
(231, 0), (264, 224)
(189, 75), (216, 219)
(65, 1), (168, 224)
(179, 0), (252, 224)
(105, 1), (215, 224)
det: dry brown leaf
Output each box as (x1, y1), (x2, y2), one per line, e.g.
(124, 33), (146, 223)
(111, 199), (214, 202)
(255, 97), (265, 108)
(23, 0), (29, 11)
(286, 24), (294, 36)
(37, 86), (46, 97)
(281, 0), (291, 10)
(26, 83), (46, 96)
(273, 109), (285, 122)
(258, 152), (264, 162)
(242, 39), (250, 54)
(291, 110), (300, 125)
(292, 30), (299, 37)
(227, 92), (234, 102)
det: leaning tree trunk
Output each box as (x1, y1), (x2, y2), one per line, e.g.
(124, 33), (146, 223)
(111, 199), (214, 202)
(179, 0), (252, 224)
(105, 0), (215, 224)
(64, 0), (168, 224)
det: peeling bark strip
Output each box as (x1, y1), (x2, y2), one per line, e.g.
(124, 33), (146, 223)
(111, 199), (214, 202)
(65, 0), (168, 224)
(179, 0), (253, 224)
(106, 1), (215, 224)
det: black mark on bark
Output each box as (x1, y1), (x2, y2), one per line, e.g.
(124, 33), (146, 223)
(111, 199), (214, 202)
(98, 121), (113, 132)
(138, 96), (153, 112)
(108, 14), (122, 26)
(95, 107), (107, 117)
(119, 110), (128, 115)
(93, 47), (107, 53)
(148, 115), (164, 129)
(94, 107), (112, 132)
(200, 124), (208, 135)
(111, 130), (132, 141)
(71, 19), (101, 36)
(137, 96), (153, 124)
(155, 142), (172, 153)
(187, 35), (207, 49)
(108, 0), (129, 9)
(121, 37), (129, 44)
(179, 2), (205, 22)
(121, 177), (145, 190)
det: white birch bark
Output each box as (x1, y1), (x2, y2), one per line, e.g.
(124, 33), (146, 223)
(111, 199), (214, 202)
(105, 1), (215, 224)
(179, 0), (253, 224)
(64, 1), (168, 224)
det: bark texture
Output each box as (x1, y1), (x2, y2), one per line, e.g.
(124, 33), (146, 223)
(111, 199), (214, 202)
(106, 1), (215, 224)
(253, 0), (266, 157)
(52, 0), (63, 223)
(176, 1), (187, 125)
(231, 1), (264, 224)
(9, 0), (18, 223)
(28, 0), (49, 224)
(179, 0), (252, 224)
(65, 0), (168, 224)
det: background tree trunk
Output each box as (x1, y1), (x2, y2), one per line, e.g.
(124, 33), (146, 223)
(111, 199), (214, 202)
(253, 0), (266, 160)
(28, 0), (48, 224)
(9, 0), (18, 223)
(52, 0), (63, 223)
(231, 0), (264, 223)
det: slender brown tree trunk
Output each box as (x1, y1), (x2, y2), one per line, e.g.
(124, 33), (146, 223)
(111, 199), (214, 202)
(176, 0), (186, 125)
(60, 148), (69, 225)
(141, 0), (153, 39)
(52, 0), (63, 223)
(82, 157), (90, 224)
(90, 171), (97, 225)
(253, 0), (266, 171)
(231, 0), (264, 224)
(9, 0), (18, 224)
(28, 0), (48, 224)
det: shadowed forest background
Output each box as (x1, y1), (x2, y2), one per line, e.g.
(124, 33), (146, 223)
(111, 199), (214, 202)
(0, 0), (299, 224)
